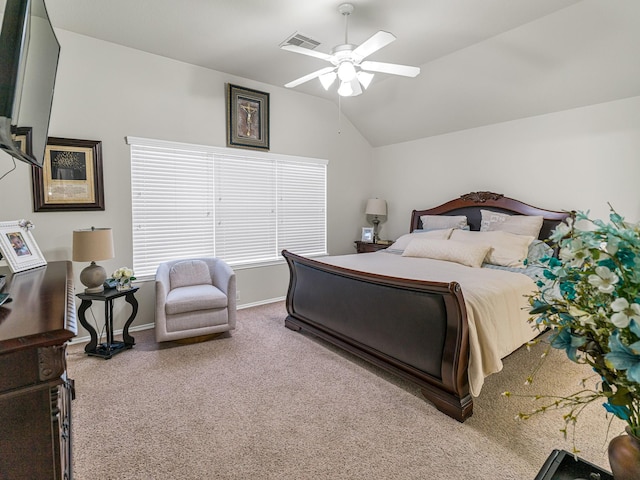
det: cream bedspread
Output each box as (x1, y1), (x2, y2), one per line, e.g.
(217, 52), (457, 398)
(317, 251), (539, 397)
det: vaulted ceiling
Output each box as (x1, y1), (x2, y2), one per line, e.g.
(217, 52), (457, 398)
(41, 0), (640, 147)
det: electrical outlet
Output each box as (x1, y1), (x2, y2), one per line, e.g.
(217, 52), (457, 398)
(236, 291), (240, 301)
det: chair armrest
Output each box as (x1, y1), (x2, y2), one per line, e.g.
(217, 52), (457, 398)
(211, 259), (236, 321)
(155, 262), (171, 322)
(211, 260), (234, 295)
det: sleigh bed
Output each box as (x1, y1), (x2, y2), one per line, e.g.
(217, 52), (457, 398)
(282, 191), (570, 422)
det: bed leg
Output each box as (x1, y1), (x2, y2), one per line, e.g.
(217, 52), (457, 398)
(284, 316), (302, 332)
(421, 388), (473, 422)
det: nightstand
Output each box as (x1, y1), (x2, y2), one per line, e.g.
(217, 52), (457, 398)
(354, 241), (391, 253)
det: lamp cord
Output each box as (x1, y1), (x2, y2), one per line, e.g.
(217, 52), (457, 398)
(0, 157), (17, 181)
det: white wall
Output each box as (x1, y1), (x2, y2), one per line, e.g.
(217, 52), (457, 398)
(373, 96), (640, 241)
(0, 29), (373, 335)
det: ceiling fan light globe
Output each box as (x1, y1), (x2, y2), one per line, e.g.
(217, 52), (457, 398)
(337, 81), (353, 97)
(337, 61), (357, 82)
(357, 71), (374, 89)
(319, 71), (337, 90)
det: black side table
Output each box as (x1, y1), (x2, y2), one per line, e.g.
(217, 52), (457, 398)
(77, 287), (139, 359)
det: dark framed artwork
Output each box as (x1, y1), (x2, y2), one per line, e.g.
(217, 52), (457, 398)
(12, 126), (33, 157)
(226, 83), (270, 151)
(31, 137), (105, 211)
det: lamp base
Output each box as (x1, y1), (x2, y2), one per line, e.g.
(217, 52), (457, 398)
(79, 262), (106, 294)
(372, 217), (380, 244)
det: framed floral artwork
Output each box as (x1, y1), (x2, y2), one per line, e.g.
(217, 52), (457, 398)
(226, 83), (270, 151)
(31, 137), (105, 211)
(0, 220), (47, 273)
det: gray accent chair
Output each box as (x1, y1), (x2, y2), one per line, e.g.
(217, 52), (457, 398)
(155, 257), (236, 342)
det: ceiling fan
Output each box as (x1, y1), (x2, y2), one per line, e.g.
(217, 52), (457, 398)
(281, 3), (421, 97)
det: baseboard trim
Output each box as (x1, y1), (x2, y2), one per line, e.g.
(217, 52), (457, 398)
(69, 296), (286, 345)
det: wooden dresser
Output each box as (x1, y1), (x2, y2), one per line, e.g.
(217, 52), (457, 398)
(0, 261), (77, 479)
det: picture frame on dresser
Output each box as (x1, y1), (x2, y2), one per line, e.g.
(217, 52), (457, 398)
(361, 227), (374, 243)
(0, 220), (47, 273)
(226, 83), (270, 151)
(31, 137), (105, 212)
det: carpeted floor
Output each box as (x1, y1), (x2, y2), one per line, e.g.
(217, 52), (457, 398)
(67, 301), (616, 479)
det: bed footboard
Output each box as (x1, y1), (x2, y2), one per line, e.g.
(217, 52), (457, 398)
(282, 250), (473, 422)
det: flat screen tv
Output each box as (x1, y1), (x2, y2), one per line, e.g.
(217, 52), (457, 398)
(0, 0), (59, 168)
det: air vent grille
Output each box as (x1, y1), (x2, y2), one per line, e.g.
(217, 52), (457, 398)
(280, 32), (320, 50)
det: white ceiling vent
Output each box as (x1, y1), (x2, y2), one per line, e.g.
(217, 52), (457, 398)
(280, 32), (320, 50)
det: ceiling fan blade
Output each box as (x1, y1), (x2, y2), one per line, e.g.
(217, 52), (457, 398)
(281, 44), (334, 62)
(352, 31), (396, 62)
(285, 66), (336, 88)
(360, 61), (420, 78)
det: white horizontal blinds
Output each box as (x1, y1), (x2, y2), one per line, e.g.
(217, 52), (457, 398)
(277, 160), (326, 256)
(131, 144), (214, 277)
(128, 136), (327, 275)
(214, 154), (277, 264)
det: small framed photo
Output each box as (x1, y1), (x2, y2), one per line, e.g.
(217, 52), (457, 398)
(226, 83), (270, 151)
(361, 227), (374, 243)
(0, 220), (47, 273)
(12, 126), (32, 156)
(31, 137), (105, 212)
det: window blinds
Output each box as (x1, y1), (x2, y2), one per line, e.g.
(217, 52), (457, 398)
(127, 137), (327, 278)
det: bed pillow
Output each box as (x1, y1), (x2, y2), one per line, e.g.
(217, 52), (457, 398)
(387, 228), (453, 252)
(450, 229), (534, 268)
(420, 215), (468, 231)
(527, 239), (554, 263)
(402, 238), (491, 268)
(479, 210), (544, 238)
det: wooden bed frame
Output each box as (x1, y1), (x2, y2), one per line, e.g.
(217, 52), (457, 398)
(281, 191), (570, 422)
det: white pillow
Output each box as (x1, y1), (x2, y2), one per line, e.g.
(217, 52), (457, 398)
(402, 238), (491, 268)
(450, 229), (534, 268)
(420, 215), (468, 231)
(388, 228), (453, 252)
(479, 210), (544, 238)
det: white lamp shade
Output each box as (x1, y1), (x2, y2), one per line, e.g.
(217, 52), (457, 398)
(337, 61), (357, 82)
(337, 81), (353, 97)
(365, 198), (387, 216)
(72, 228), (115, 262)
(357, 71), (374, 89)
(319, 71), (337, 90)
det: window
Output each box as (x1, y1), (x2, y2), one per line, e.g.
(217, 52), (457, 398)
(127, 137), (327, 278)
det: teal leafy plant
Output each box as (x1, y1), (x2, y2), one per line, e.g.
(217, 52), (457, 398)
(503, 208), (640, 450)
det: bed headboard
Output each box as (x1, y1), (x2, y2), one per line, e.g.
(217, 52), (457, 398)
(410, 191), (571, 241)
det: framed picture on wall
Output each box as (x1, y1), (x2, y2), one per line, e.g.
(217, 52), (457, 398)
(31, 137), (105, 212)
(226, 83), (270, 151)
(12, 127), (33, 157)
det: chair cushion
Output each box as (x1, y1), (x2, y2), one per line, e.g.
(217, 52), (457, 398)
(169, 260), (212, 289)
(165, 284), (228, 315)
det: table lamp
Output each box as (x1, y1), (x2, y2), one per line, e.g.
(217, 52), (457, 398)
(365, 198), (387, 243)
(72, 227), (115, 293)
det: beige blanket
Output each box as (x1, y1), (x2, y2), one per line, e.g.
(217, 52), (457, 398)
(318, 251), (538, 396)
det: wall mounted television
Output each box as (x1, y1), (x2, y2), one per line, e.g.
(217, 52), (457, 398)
(0, 0), (59, 168)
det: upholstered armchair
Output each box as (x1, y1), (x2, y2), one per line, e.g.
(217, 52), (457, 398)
(155, 257), (236, 342)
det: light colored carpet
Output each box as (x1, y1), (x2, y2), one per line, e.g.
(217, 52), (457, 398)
(67, 301), (617, 479)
